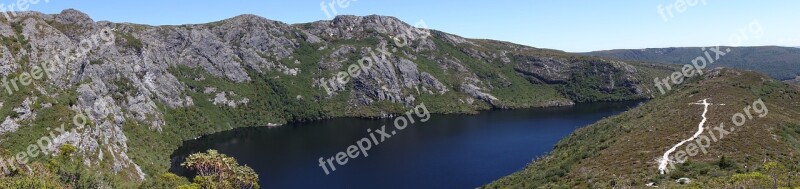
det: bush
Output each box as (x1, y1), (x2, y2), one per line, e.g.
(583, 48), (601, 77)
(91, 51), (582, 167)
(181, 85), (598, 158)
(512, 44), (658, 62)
(138, 173), (190, 189)
(717, 155), (737, 170)
(181, 150), (260, 189)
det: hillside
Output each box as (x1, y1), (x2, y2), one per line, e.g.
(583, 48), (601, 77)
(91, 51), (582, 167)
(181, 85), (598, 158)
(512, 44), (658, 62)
(486, 68), (800, 188)
(0, 9), (673, 187)
(787, 76), (800, 86)
(583, 46), (800, 80)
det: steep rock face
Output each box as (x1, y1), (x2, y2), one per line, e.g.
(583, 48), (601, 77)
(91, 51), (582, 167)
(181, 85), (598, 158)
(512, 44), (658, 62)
(513, 55), (643, 93)
(304, 15), (436, 53)
(513, 56), (574, 83)
(0, 97), (35, 134)
(0, 9), (666, 180)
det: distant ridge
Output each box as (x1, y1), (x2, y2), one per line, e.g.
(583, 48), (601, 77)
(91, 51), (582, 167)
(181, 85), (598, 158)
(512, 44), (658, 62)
(582, 46), (800, 80)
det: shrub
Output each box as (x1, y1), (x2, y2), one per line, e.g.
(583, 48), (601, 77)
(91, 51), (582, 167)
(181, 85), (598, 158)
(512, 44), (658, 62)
(181, 150), (260, 189)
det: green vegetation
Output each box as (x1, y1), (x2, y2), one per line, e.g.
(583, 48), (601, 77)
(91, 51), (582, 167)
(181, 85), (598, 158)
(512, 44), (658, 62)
(0, 144), (140, 188)
(45, 19), (85, 37)
(778, 123), (800, 154)
(486, 69), (800, 188)
(427, 37), (566, 108)
(180, 150), (259, 189)
(139, 173), (192, 189)
(1, 21), (30, 55)
(558, 60), (641, 102)
(1, 146), (258, 189)
(114, 31), (144, 52)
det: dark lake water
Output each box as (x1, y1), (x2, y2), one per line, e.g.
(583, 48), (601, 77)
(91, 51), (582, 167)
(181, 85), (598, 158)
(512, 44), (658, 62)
(170, 101), (642, 189)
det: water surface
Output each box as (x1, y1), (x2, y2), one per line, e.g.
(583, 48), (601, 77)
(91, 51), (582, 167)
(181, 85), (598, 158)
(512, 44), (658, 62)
(170, 101), (642, 189)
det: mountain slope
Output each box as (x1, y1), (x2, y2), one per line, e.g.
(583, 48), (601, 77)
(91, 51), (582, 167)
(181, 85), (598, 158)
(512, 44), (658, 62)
(583, 46), (800, 80)
(486, 68), (800, 188)
(0, 9), (672, 185)
(787, 77), (800, 86)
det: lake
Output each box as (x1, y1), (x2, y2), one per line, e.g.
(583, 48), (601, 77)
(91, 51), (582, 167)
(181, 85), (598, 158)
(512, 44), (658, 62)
(170, 101), (642, 189)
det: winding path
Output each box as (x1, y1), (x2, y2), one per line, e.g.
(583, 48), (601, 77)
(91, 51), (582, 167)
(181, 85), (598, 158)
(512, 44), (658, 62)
(657, 98), (712, 174)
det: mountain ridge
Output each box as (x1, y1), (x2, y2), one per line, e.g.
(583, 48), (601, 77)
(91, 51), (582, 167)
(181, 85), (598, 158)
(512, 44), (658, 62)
(583, 46), (800, 80)
(0, 9), (672, 186)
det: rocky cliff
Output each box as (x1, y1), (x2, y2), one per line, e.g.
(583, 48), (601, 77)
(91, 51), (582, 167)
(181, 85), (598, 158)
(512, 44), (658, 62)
(0, 9), (670, 181)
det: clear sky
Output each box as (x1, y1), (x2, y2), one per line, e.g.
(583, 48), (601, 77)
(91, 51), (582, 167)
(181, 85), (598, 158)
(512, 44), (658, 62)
(16, 0), (800, 52)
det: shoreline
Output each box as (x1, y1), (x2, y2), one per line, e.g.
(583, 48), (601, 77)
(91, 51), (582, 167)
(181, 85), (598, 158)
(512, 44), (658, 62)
(164, 98), (648, 175)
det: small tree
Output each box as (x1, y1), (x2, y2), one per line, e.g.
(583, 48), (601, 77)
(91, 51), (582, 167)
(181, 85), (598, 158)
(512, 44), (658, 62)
(181, 150), (259, 189)
(51, 144), (99, 188)
(763, 161), (786, 189)
(58, 144), (77, 157)
(717, 155), (736, 170)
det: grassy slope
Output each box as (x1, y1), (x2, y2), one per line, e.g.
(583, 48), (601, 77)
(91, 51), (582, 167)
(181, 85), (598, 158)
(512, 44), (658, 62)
(485, 68), (800, 188)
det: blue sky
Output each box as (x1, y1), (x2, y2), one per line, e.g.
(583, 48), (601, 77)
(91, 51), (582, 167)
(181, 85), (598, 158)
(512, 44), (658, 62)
(16, 0), (800, 52)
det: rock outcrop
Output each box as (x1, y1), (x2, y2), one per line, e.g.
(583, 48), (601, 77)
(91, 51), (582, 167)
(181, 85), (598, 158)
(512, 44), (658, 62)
(0, 10), (664, 180)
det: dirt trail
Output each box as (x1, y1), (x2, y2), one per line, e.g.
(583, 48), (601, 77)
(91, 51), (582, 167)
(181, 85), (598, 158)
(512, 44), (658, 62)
(657, 98), (711, 174)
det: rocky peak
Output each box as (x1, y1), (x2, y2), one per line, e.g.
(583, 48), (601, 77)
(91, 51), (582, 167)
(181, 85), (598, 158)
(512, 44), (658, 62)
(55, 8), (94, 25)
(222, 14), (283, 27)
(332, 15), (404, 26)
(310, 14), (430, 45)
(331, 14), (413, 32)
